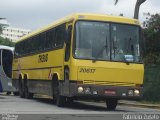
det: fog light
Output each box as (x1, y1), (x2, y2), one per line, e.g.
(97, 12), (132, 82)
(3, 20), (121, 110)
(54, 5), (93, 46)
(134, 89), (140, 96)
(84, 87), (91, 94)
(78, 86), (83, 93)
(122, 93), (126, 96)
(128, 90), (134, 96)
(93, 91), (98, 95)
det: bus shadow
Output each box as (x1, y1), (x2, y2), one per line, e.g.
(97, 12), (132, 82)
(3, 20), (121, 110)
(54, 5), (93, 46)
(34, 97), (127, 112)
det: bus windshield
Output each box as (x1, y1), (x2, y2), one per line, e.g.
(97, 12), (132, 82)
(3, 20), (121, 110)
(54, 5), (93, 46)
(74, 21), (142, 63)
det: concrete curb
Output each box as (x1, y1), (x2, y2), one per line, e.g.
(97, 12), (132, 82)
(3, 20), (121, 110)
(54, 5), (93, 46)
(119, 101), (160, 109)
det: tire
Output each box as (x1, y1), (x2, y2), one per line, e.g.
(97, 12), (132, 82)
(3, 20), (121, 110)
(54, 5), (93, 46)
(53, 76), (66, 107)
(67, 97), (73, 104)
(24, 77), (33, 99)
(106, 98), (118, 110)
(24, 85), (33, 99)
(19, 76), (25, 98)
(13, 92), (19, 96)
(6, 92), (11, 95)
(56, 92), (66, 107)
(64, 68), (73, 104)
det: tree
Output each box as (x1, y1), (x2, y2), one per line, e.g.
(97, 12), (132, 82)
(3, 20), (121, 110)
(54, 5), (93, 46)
(0, 24), (3, 35)
(143, 13), (160, 65)
(0, 18), (5, 34)
(114, 0), (146, 19)
(0, 36), (15, 47)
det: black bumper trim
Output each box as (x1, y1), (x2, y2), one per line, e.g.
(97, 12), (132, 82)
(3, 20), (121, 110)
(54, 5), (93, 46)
(69, 84), (143, 100)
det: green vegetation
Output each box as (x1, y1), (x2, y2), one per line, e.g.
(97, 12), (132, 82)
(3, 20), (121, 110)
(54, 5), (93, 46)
(143, 13), (160, 65)
(0, 25), (2, 34)
(144, 66), (160, 102)
(0, 36), (15, 47)
(143, 13), (160, 102)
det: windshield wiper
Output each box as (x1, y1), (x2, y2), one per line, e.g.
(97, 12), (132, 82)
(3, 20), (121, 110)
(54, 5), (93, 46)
(127, 37), (131, 54)
(127, 37), (134, 55)
(124, 37), (134, 63)
(92, 36), (108, 62)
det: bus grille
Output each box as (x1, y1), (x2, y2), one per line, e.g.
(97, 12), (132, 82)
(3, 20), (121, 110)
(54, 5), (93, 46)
(83, 80), (135, 86)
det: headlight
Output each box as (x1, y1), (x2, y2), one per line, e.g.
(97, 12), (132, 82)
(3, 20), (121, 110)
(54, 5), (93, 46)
(93, 91), (98, 95)
(134, 89), (140, 96)
(78, 86), (83, 93)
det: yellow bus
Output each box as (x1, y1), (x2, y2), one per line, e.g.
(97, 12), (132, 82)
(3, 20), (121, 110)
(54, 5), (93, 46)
(12, 13), (144, 110)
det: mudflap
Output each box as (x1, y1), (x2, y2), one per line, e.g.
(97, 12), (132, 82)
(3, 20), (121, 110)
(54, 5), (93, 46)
(59, 81), (70, 96)
(59, 81), (77, 97)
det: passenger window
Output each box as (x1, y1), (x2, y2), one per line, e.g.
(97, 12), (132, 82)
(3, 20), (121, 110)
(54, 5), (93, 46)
(46, 31), (53, 49)
(55, 25), (65, 47)
(39, 33), (45, 51)
(51, 29), (55, 48)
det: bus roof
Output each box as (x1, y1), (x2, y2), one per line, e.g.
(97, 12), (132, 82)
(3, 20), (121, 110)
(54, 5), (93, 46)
(16, 13), (141, 43)
(0, 45), (14, 52)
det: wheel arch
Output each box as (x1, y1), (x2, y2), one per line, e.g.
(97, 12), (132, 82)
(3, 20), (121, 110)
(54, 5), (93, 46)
(52, 72), (60, 81)
(64, 65), (70, 80)
(24, 73), (29, 79)
(18, 73), (24, 80)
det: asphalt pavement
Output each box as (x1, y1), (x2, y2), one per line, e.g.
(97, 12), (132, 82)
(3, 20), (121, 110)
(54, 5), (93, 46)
(0, 94), (160, 120)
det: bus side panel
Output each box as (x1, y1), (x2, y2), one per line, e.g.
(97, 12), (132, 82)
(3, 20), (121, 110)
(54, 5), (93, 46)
(12, 49), (64, 96)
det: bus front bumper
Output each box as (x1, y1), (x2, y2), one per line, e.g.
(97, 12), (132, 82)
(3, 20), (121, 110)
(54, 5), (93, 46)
(68, 84), (143, 100)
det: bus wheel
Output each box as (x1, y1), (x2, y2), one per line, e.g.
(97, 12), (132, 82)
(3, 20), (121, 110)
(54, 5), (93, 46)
(13, 92), (19, 96)
(19, 76), (25, 98)
(56, 90), (66, 107)
(6, 92), (11, 95)
(53, 77), (66, 107)
(24, 78), (33, 99)
(67, 97), (73, 104)
(24, 87), (33, 99)
(106, 98), (118, 110)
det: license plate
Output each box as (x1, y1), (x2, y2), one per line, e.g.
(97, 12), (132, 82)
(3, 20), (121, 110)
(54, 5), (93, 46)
(104, 90), (116, 95)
